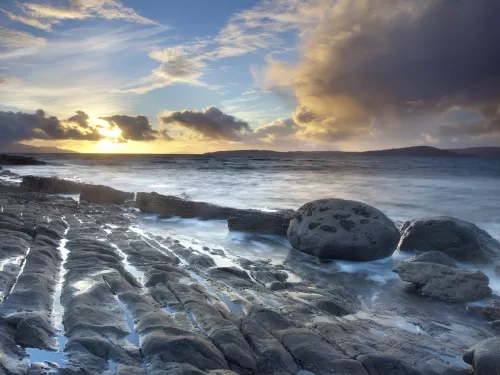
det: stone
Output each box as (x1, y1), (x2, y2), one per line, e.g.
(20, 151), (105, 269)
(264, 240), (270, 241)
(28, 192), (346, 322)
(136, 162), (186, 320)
(463, 337), (500, 375)
(483, 300), (500, 320)
(21, 175), (86, 194)
(227, 209), (295, 235)
(80, 184), (134, 205)
(357, 354), (428, 375)
(287, 198), (400, 261)
(136, 192), (234, 219)
(393, 261), (492, 302)
(398, 216), (500, 263)
(407, 251), (458, 268)
(0, 154), (46, 165)
(496, 265), (500, 275)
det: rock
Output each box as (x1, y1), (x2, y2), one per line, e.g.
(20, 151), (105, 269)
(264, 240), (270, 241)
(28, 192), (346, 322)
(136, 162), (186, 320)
(21, 175), (86, 194)
(496, 265), (500, 275)
(357, 354), (427, 375)
(287, 198), (400, 261)
(227, 209), (295, 235)
(483, 300), (500, 320)
(136, 192), (235, 219)
(393, 261), (492, 302)
(80, 184), (133, 205)
(407, 251), (458, 268)
(398, 216), (500, 263)
(0, 154), (46, 165)
(463, 337), (500, 375)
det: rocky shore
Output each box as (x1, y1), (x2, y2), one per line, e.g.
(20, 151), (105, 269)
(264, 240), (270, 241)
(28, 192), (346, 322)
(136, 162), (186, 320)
(0, 157), (499, 375)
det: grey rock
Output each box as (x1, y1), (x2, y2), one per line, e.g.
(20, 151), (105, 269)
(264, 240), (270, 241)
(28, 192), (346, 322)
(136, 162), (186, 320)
(227, 209), (294, 235)
(393, 261), (492, 302)
(80, 184), (134, 205)
(21, 175), (86, 194)
(398, 216), (500, 263)
(287, 198), (400, 261)
(357, 354), (428, 375)
(463, 337), (500, 375)
(407, 251), (458, 268)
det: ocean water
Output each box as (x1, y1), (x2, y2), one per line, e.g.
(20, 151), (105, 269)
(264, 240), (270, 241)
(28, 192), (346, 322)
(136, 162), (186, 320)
(7, 153), (500, 239)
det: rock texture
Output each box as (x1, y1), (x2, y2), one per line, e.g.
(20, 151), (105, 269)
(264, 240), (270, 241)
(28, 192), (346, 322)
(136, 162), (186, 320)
(407, 251), (458, 268)
(287, 198), (400, 261)
(0, 154), (46, 165)
(463, 337), (500, 375)
(80, 184), (133, 205)
(398, 216), (500, 263)
(21, 176), (86, 194)
(137, 192), (294, 235)
(393, 261), (492, 302)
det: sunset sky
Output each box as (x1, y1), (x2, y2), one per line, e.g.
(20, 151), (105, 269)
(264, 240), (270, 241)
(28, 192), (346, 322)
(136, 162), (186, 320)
(1, 0), (499, 153)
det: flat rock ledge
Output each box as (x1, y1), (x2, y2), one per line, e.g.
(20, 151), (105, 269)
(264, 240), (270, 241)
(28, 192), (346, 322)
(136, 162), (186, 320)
(136, 192), (294, 235)
(1, 191), (498, 375)
(393, 260), (492, 302)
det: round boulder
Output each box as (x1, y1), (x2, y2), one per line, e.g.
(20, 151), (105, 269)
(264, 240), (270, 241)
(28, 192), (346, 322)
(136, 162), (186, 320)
(398, 216), (500, 264)
(287, 199), (400, 261)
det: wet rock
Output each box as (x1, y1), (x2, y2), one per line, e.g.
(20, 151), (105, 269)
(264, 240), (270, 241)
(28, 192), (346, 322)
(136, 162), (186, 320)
(136, 192), (235, 219)
(398, 216), (500, 264)
(0, 327), (29, 375)
(227, 209), (294, 235)
(287, 198), (400, 261)
(313, 286), (361, 316)
(483, 300), (500, 320)
(80, 184), (134, 205)
(496, 265), (500, 275)
(393, 261), (492, 302)
(227, 313), (299, 374)
(0, 154), (46, 165)
(463, 336), (500, 375)
(357, 354), (428, 375)
(21, 175), (86, 194)
(407, 251), (458, 268)
(207, 267), (252, 287)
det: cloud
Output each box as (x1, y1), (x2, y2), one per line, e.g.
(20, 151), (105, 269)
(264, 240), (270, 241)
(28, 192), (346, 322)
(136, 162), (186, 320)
(439, 105), (500, 138)
(1, 10), (53, 32)
(259, 0), (500, 144)
(251, 118), (299, 142)
(0, 109), (101, 142)
(3, 0), (157, 32)
(100, 114), (168, 141)
(0, 27), (46, 48)
(159, 106), (252, 141)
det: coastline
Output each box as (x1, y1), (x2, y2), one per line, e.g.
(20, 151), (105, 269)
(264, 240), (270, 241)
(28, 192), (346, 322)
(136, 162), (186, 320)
(0, 160), (499, 374)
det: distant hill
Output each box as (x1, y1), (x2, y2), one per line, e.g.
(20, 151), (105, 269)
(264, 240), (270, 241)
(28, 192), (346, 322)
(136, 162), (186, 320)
(206, 146), (468, 157)
(0, 143), (77, 153)
(449, 147), (500, 157)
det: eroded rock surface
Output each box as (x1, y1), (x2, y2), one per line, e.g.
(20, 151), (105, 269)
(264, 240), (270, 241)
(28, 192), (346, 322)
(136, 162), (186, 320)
(393, 260), (492, 302)
(463, 336), (500, 375)
(80, 184), (133, 205)
(0, 191), (498, 375)
(398, 216), (500, 263)
(287, 198), (400, 261)
(21, 176), (86, 194)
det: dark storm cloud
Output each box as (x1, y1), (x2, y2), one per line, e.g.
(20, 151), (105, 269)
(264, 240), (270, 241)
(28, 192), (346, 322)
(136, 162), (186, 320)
(0, 109), (100, 142)
(100, 114), (167, 141)
(67, 110), (90, 128)
(159, 106), (252, 141)
(264, 0), (500, 141)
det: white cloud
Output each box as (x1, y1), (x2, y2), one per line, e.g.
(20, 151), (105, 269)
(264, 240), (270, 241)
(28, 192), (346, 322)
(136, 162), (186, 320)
(0, 27), (46, 49)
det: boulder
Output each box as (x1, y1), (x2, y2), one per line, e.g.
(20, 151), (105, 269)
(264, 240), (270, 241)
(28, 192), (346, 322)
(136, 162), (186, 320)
(21, 175), (86, 194)
(392, 261), (491, 302)
(463, 337), (500, 375)
(398, 216), (500, 264)
(227, 209), (294, 235)
(483, 300), (500, 320)
(80, 184), (133, 205)
(0, 154), (46, 165)
(287, 198), (400, 261)
(407, 251), (458, 268)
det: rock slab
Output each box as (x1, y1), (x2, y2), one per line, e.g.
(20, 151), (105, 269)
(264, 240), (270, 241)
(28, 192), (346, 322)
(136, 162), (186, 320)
(287, 198), (400, 261)
(393, 260), (492, 302)
(80, 184), (133, 205)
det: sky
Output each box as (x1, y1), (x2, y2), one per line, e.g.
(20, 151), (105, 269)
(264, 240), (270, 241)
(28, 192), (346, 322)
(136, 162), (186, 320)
(0, 0), (499, 153)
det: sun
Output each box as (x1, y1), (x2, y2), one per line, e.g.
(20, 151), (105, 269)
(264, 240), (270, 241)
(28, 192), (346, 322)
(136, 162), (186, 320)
(96, 139), (119, 152)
